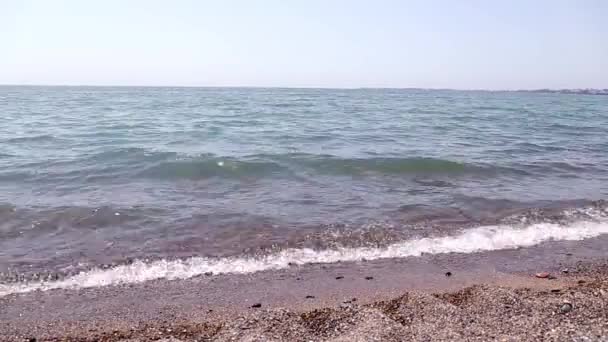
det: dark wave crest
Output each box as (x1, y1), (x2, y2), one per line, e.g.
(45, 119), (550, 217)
(138, 154), (517, 180)
(4, 135), (64, 144)
(0, 147), (531, 183)
(140, 158), (286, 180)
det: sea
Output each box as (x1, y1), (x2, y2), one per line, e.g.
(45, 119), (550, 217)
(1, 86), (608, 296)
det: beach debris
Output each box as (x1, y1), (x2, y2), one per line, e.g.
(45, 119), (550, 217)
(251, 303), (262, 308)
(561, 268), (569, 274)
(305, 295), (315, 299)
(335, 276), (344, 280)
(114, 212), (120, 216)
(340, 298), (358, 308)
(535, 272), (550, 279)
(365, 276), (374, 280)
(559, 302), (573, 314)
(445, 271), (452, 277)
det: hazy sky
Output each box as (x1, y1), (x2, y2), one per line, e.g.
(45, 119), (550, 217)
(2, 0), (607, 89)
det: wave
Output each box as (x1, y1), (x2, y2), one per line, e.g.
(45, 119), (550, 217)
(290, 156), (479, 175)
(2, 207), (607, 297)
(4, 147), (587, 184)
(140, 158), (286, 180)
(4, 134), (63, 143)
(139, 153), (514, 180)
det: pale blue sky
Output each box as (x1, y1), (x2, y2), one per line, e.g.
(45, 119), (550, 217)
(1, 0), (607, 89)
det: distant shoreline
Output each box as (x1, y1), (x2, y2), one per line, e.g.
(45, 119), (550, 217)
(522, 88), (608, 96)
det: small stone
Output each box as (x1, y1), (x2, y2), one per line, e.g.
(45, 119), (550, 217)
(251, 303), (262, 308)
(114, 212), (120, 216)
(561, 268), (569, 274)
(535, 272), (550, 279)
(445, 272), (452, 277)
(559, 302), (573, 314)
(365, 276), (374, 280)
(335, 276), (344, 280)
(305, 295), (315, 299)
(28, 338), (36, 342)
(550, 289), (561, 293)
(577, 280), (586, 285)
(548, 275), (557, 280)
(204, 272), (213, 276)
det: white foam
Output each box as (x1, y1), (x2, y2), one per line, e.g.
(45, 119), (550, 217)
(2, 218), (608, 297)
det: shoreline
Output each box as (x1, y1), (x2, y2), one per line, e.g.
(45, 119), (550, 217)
(2, 237), (608, 341)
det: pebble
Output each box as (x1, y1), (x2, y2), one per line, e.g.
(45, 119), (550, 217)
(445, 272), (452, 277)
(335, 276), (344, 280)
(251, 303), (262, 308)
(364, 276), (374, 280)
(204, 272), (213, 276)
(535, 272), (550, 279)
(559, 302), (573, 314)
(305, 295), (315, 299)
(561, 268), (569, 274)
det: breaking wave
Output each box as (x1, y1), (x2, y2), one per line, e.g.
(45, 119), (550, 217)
(2, 207), (607, 297)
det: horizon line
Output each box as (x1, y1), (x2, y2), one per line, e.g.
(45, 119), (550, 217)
(1, 83), (607, 92)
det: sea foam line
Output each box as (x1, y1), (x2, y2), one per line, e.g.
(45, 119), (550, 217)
(2, 219), (608, 297)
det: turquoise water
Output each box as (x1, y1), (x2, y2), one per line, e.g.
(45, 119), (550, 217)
(1, 86), (608, 275)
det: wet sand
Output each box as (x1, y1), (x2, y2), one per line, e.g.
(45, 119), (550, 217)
(2, 237), (608, 341)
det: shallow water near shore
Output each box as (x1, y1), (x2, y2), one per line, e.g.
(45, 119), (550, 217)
(1, 86), (608, 293)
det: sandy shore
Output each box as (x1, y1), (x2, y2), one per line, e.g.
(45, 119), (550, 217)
(2, 238), (608, 341)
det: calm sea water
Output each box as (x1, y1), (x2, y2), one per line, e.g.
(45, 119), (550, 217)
(1, 86), (608, 282)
